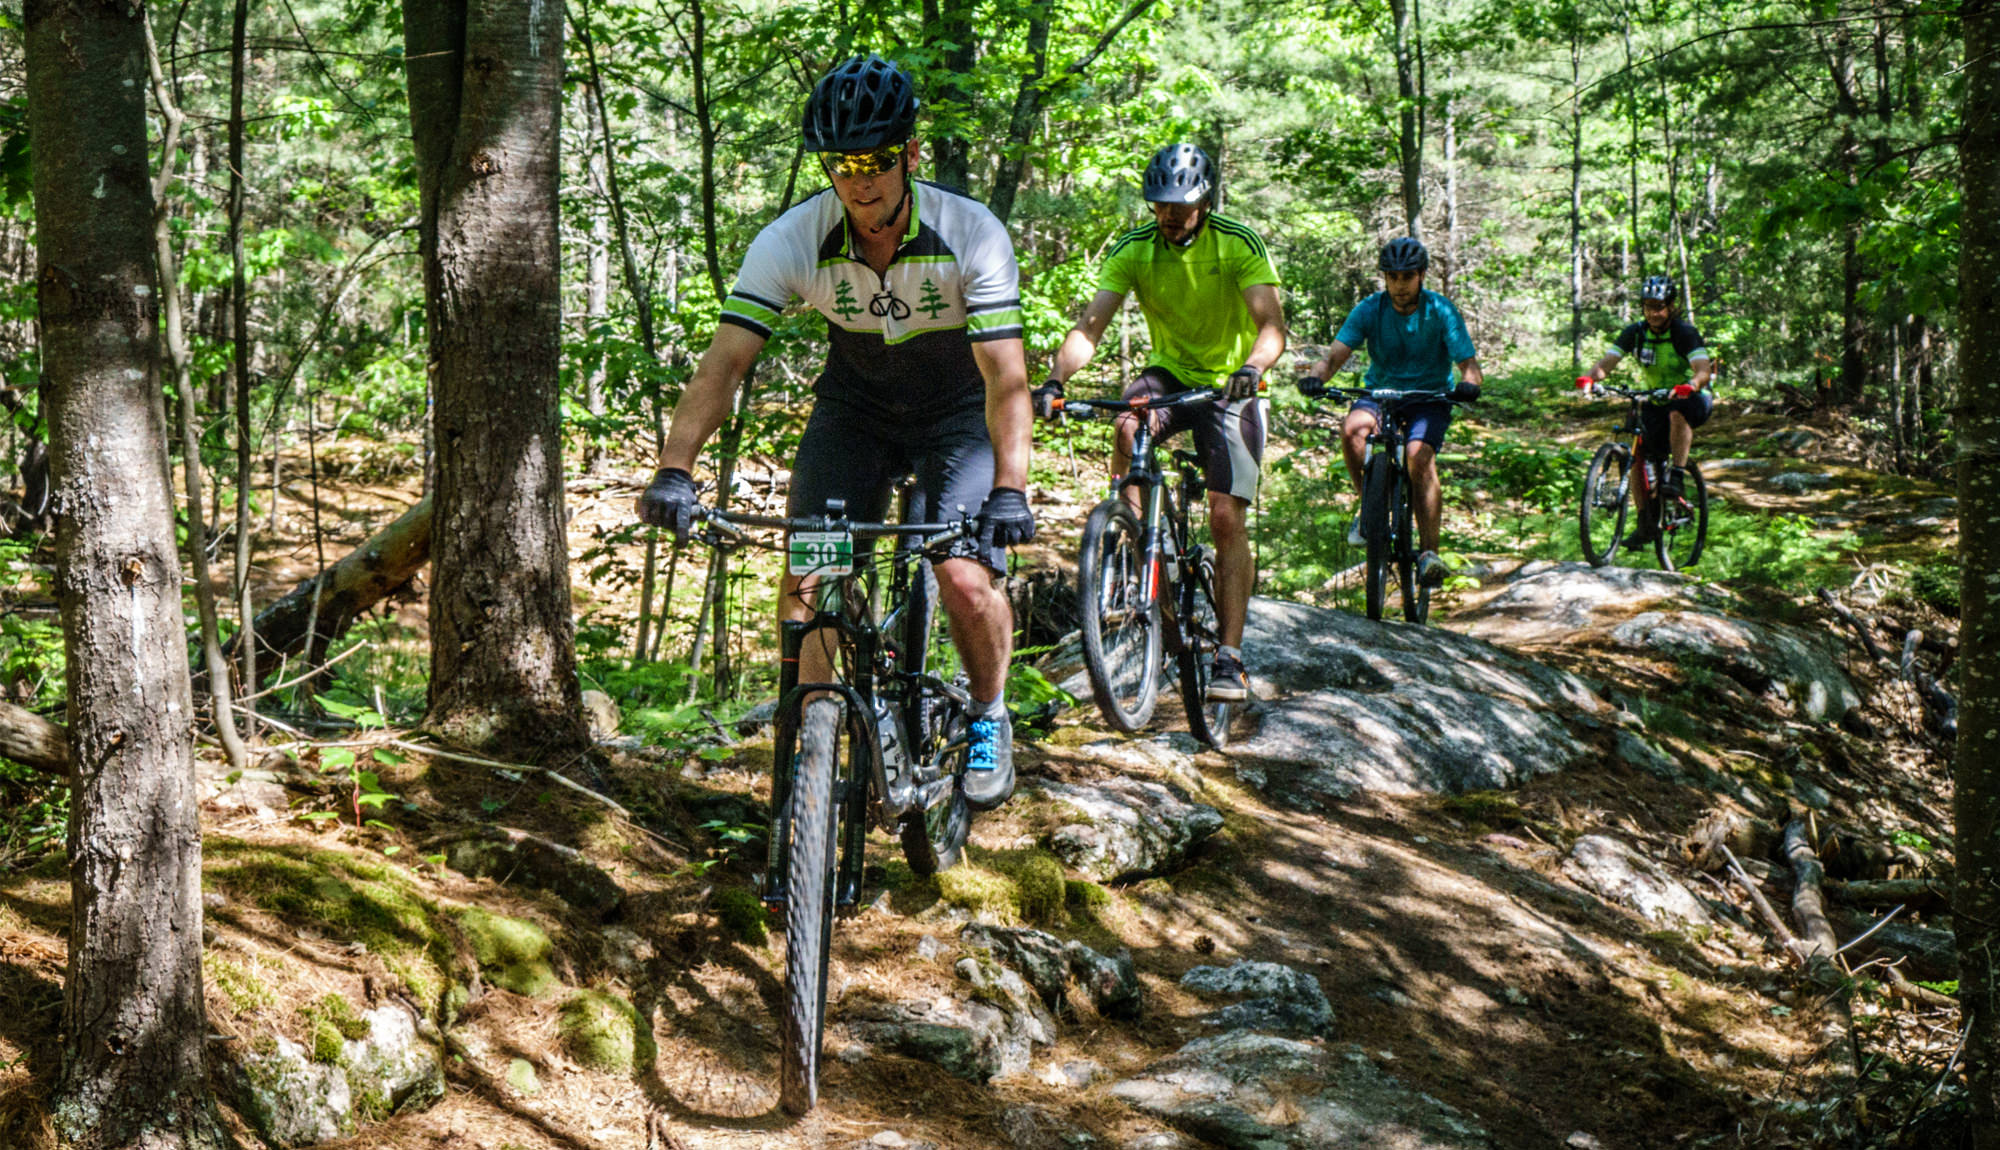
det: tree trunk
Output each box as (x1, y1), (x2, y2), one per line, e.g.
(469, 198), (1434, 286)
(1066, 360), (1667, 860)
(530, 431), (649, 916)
(229, 0), (257, 739)
(1956, 2), (2000, 1140)
(1569, 17), (1583, 373)
(1388, 0), (1423, 237)
(923, 0), (979, 192)
(24, 0), (233, 1143)
(988, 0), (1053, 225)
(403, 0), (586, 758)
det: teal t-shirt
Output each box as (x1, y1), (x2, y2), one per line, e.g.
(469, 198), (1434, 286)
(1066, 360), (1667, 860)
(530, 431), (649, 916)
(1334, 290), (1477, 394)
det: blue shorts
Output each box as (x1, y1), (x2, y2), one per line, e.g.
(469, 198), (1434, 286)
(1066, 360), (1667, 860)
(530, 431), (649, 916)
(1639, 391), (1714, 460)
(789, 398), (1005, 574)
(1348, 396), (1454, 449)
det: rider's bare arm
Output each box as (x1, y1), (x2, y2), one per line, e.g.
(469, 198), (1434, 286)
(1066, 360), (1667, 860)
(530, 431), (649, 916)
(1304, 340), (1358, 381)
(1690, 355), (1715, 390)
(975, 337), (1033, 491)
(1579, 349), (1621, 384)
(1047, 289), (1126, 382)
(1242, 283), (1287, 374)
(658, 323), (767, 472)
(1458, 356), (1485, 387)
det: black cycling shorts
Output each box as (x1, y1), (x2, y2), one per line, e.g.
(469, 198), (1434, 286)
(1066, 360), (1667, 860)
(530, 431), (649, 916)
(1120, 366), (1267, 502)
(1639, 390), (1714, 460)
(788, 397), (1004, 574)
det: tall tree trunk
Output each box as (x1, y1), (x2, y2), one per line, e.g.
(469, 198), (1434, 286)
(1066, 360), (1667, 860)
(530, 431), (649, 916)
(1443, 84), (1458, 295)
(1569, 15), (1583, 373)
(1620, 2), (1641, 304)
(25, 1), (233, 1144)
(1388, 0), (1423, 237)
(989, 0), (1053, 224)
(147, 16), (247, 776)
(1957, 3), (2000, 1141)
(922, 0), (978, 192)
(583, 84), (610, 477)
(403, 0), (587, 757)
(229, 0), (257, 738)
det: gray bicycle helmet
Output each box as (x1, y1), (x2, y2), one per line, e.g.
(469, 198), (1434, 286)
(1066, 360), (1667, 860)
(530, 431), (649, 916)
(802, 54), (920, 152)
(1378, 236), (1430, 272)
(1640, 275), (1679, 305)
(1142, 143), (1216, 204)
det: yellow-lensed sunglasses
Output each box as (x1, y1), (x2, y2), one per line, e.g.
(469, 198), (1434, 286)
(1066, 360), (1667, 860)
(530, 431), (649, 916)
(821, 142), (906, 179)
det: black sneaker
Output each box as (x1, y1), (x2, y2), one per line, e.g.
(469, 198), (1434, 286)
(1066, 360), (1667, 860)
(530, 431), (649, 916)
(962, 711), (1014, 811)
(1416, 550), (1448, 588)
(1661, 467), (1687, 500)
(1208, 652), (1248, 702)
(1620, 523), (1659, 551)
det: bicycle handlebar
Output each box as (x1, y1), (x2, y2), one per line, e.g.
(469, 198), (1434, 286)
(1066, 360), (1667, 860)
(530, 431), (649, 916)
(1319, 385), (1475, 407)
(695, 505), (977, 553)
(1049, 388), (1226, 422)
(1594, 383), (1681, 402)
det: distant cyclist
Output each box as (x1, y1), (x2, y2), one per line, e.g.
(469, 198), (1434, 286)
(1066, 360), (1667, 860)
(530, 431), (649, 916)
(1297, 237), (1482, 589)
(1032, 143), (1286, 703)
(637, 54), (1031, 810)
(1576, 275), (1714, 551)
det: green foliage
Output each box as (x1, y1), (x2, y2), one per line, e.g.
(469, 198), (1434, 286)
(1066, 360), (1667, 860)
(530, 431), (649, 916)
(1696, 504), (1854, 589)
(453, 907), (561, 999)
(0, 612), (64, 710)
(1013, 852), (1069, 928)
(1910, 558), (1961, 618)
(1477, 439), (1591, 515)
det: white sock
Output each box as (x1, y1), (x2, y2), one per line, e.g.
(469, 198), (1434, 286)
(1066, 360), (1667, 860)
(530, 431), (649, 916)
(1218, 645), (1242, 662)
(972, 694), (1007, 719)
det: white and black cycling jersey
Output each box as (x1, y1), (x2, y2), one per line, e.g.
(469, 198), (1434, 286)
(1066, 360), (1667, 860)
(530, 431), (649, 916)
(719, 180), (1024, 422)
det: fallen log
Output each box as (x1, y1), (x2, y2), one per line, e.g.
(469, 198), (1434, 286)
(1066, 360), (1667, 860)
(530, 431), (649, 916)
(1825, 877), (1952, 909)
(0, 699), (68, 776)
(230, 495), (432, 674)
(1785, 818), (1860, 1090)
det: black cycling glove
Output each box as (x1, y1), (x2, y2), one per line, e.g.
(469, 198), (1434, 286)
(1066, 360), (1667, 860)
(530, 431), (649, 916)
(636, 467), (699, 543)
(977, 487), (1036, 551)
(1032, 378), (1065, 421)
(1451, 380), (1482, 404)
(1225, 365), (1262, 401)
(1296, 374), (1328, 400)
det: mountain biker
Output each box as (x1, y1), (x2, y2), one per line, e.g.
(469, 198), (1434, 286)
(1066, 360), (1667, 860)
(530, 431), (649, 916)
(1031, 143), (1286, 703)
(1296, 237), (1483, 589)
(636, 54), (1032, 811)
(1575, 275), (1714, 551)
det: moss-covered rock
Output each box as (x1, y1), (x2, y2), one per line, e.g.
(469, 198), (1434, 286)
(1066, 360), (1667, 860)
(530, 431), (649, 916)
(1014, 852), (1068, 927)
(453, 907), (560, 998)
(935, 865), (1019, 920)
(712, 886), (769, 946)
(558, 989), (657, 1075)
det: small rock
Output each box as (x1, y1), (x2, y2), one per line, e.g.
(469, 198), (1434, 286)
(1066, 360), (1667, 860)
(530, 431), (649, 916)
(1566, 1135), (1605, 1149)
(505, 1058), (539, 1096)
(917, 934), (945, 961)
(1179, 960), (1334, 1037)
(1768, 471), (1834, 493)
(582, 689), (621, 739)
(1562, 835), (1714, 926)
(1037, 778), (1223, 883)
(871, 1132), (911, 1149)
(1000, 1103), (1093, 1149)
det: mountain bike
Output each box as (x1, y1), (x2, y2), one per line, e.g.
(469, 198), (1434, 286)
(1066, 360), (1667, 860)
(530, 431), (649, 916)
(1316, 386), (1472, 625)
(692, 492), (978, 1115)
(1054, 389), (1238, 749)
(1577, 384), (1708, 572)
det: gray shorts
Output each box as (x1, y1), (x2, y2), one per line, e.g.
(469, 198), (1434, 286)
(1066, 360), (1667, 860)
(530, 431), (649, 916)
(789, 398), (1004, 573)
(1123, 366), (1268, 502)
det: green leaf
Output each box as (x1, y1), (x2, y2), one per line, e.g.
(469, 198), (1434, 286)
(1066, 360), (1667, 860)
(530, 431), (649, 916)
(297, 811), (341, 822)
(321, 748), (356, 771)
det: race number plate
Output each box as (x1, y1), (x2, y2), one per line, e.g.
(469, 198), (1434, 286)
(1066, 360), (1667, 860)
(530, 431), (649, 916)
(788, 531), (854, 577)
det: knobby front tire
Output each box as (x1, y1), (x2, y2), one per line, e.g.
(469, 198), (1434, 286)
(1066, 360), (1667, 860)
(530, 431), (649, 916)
(1392, 469), (1429, 626)
(1579, 443), (1631, 568)
(898, 559), (971, 876)
(779, 698), (843, 1116)
(1654, 462), (1708, 573)
(1361, 455), (1393, 623)
(1078, 498), (1162, 731)
(1175, 550), (1234, 750)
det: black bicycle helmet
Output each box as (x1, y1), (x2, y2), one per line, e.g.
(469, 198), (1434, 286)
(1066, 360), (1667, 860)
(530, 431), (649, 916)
(1640, 275), (1679, 305)
(1142, 143), (1216, 204)
(1378, 236), (1430, 272)
(802, 54), (920, 153)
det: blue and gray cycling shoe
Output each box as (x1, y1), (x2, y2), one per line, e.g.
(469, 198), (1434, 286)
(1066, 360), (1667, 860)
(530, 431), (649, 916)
(963, 710), (1015, 811)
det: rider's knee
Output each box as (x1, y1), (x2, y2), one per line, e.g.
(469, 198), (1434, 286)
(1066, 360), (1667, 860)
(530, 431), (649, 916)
(1208, 495), (1250, 542)
(933, 557), (999, 613)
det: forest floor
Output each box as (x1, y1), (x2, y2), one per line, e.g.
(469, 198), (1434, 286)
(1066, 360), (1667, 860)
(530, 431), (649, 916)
(0, 375), (1968, 1150)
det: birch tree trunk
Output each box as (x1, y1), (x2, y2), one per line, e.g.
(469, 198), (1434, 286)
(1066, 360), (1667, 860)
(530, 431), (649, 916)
(1955, 3), (2000, 1140)
(404, 0), (587, 757)
(25, 0), (234, 1143)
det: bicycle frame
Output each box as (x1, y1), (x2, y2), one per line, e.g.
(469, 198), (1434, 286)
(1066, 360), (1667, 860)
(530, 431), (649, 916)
(700, 504), (972, 915)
